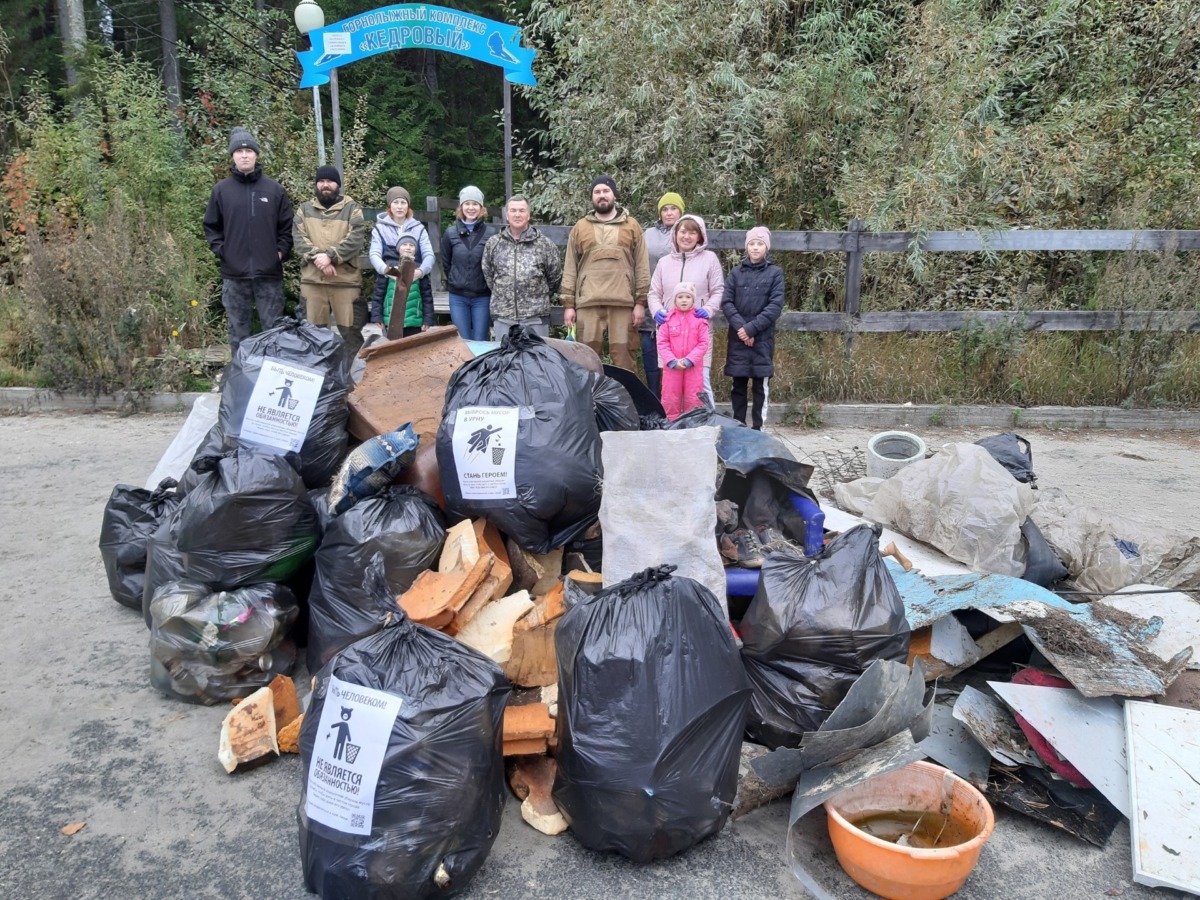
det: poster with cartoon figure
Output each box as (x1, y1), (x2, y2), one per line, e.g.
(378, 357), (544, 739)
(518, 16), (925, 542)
(304, 676), (403, 836)
(450, 406), (519, 499)
(240, 358), (325, 453)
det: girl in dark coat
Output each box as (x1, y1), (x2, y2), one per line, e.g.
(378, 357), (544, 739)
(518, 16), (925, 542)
(722, 227), (784, 430)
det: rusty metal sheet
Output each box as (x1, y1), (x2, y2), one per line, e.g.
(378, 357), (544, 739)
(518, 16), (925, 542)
(348, 325), (475, 443)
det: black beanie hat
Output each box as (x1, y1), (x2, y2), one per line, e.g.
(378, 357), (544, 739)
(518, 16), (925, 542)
(228, 126), (260, 156)
(591, 174), (617, 197)
(315, 165), (342, 188)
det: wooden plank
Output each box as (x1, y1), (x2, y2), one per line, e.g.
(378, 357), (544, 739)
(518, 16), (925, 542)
(1098, 586), (1200, 672)
(843, 220), (865, 355)
(477, 225), (1200, 254)
(912, 229), (1200, 253)
(1126, 701), (1200, 893)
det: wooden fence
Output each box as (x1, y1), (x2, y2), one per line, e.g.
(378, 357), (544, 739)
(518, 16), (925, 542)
(383, 202), (1200, 335)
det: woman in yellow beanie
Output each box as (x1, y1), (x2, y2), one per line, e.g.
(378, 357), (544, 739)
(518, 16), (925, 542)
(640, 191), (685, 397)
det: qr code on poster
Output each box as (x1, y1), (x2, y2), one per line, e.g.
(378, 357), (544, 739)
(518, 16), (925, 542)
(350, 814), (365, 829)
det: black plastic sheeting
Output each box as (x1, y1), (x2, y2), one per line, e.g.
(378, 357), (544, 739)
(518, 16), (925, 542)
(436, 327), (602, 553)
(176, 448), (320, 589)
(148, 581), (298, 705)
(1021, 518), (1069, 587)
(640, 394), (746, 431)
(976, 433), (1067, 586)
(306, 486), (446, 673)
(601, 363), (664, 419)
(298, 556), (509, 900)
(976, 431), (1036, 487)
(739, 524), (911, 750)
(216, 316), (350, 488)
(553, 565), (751, 862)
(715, 426), (816, 497)
(99, 478), (181, 611)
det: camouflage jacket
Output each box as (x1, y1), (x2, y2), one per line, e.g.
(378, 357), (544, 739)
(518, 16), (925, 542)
(481, 225), (563, 320)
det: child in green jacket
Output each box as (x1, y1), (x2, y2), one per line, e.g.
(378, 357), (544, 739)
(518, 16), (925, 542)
(382, 234), (435, 336)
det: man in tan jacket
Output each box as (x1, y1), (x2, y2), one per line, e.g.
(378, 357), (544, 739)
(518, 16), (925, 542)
(293, 165), (368, 358)
(560, 175), (650, 372)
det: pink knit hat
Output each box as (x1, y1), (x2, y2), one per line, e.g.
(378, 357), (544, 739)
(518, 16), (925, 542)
(673, 281), (697, 304)
(746, 226), (771, 251)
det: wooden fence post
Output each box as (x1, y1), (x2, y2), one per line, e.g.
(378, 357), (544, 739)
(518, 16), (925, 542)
(843, 219), (865, 354)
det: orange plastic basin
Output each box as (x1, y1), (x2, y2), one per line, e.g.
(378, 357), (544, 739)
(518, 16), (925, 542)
(824, 761), (995, 900)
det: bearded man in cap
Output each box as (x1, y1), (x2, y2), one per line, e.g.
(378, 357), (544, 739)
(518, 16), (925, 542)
(293, 165), (368, 358)
(559, 174), (650, 373)
(203, 126), (294, 354)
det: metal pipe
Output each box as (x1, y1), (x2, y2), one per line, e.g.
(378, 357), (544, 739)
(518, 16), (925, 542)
(311, 86), (326, 166)
(329, 66), (343, 177)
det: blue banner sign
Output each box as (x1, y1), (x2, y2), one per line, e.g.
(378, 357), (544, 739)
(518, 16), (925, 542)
(297, 4), (537, 87)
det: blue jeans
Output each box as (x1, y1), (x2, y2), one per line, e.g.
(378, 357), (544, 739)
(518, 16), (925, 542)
(449, 293), (491, 341)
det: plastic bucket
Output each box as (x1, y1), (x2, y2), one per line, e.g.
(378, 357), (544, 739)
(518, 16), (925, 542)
(824, 760), (994, 900)
(866, 431), (927, 479)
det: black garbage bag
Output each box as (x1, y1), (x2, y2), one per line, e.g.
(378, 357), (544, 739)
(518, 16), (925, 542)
(306, 486), (446, 673)
(176, 448), (320, 589)
(553, 565), (751, 862)
(590, 372), (640, 432)
(149, 581), (298, 705)
(976, 432), (1036, 487)
(217, 316), (350, 488)
(179, 424), (228, 495)
(436, 326), (602, 553)
(739, 524), (911, 749)
(299, 556), (509, 899)
(99, 478), (181, 611)
(142, 502), (188, 628)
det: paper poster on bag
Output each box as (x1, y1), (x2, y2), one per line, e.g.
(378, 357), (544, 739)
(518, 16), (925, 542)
(240, 358), (324, 453)
(452, 406), (519, 499)
(304, 676), (403, 836)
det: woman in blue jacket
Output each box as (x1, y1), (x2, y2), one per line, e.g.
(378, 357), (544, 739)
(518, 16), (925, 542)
(440, 185), (496, 341)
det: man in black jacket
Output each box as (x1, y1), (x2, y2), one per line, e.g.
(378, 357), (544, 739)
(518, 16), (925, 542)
(203, 127), (294, 354)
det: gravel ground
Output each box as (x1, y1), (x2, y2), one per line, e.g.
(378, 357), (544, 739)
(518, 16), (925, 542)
(0, 410), (1195, 900)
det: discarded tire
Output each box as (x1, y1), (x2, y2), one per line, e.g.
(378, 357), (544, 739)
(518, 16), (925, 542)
(866, 431), (927, 479)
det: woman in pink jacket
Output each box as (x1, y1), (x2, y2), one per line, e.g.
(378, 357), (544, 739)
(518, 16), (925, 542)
(657, 282), (711, 420)
(647, 214), (724, 401)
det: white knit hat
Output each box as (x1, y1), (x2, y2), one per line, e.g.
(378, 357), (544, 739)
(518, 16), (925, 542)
(458, 185), (485, 205)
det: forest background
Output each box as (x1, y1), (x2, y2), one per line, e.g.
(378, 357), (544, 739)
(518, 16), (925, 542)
(0, 0), (1198, 411)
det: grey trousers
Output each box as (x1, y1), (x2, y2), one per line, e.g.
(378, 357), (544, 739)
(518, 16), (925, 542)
(221, 277), (284, 354)
(492, 316), (550, 339)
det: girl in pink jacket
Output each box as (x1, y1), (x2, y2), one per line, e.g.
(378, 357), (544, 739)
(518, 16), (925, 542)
(647, 214), (724, 401)
(657, 282), (711, 421)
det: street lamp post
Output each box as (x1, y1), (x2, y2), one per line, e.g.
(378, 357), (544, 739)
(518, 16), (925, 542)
(294, 0), (339, 172)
